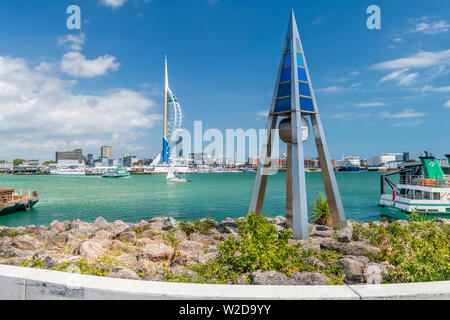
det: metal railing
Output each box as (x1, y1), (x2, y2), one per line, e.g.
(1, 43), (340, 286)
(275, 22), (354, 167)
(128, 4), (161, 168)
(399, 175), (450, 188)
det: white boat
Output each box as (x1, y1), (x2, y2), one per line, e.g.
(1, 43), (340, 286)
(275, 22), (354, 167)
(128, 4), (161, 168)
(166, 164), (187, 182)
(336, 156), (361, 172)
(50, 166), (85, 175)
(379, 152), (450, 220)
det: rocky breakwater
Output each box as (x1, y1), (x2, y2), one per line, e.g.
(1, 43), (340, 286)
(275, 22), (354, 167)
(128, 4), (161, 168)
(0, 215), (448, 285)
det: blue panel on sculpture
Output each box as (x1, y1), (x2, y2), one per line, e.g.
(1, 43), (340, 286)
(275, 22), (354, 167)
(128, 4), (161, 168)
(275, 98), (291, 112)
(285, 39), (291, 52)
(297, 53), (304, 67)
(277, 83), (290, 97)
(299, 82), (310, 97)
(283, 54), (291, 68)
(300, 97), (314, 112)
(280, 69), (291, 82)
(298, 68), (307, 82)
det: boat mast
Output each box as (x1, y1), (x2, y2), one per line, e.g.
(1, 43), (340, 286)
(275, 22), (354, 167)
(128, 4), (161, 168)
(162, 56), (170, 163)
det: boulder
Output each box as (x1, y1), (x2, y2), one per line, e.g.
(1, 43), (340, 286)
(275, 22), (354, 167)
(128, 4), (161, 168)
(75, 240), (106, 259)
(173, 230), (187, 241)
(196, 251), (218, 264)
(336, 226), (353, 243)
(236, 275), (249, 285)
(12, 235), (42, 250)
(364, 263), (383, 284)
(171, 250), (199, 266)
(93, 217), (111, 230)
(344, 274), (367, 285)
(162, 217), (179, 231)
(92, 230), (113, 241)
(140, 243), (174, 261)
(188, 233), (216, 245)
(249, 270), (292, 285)
(289, 272), (331, 285)
(68, 225), (96, 238)
(107, 267), (140, 280)
(337, 256), (366, 274)
(175, 240), (204, 253)
(320, 240), (381, 256)
(0, 246), (33, 259)
(118, 231), (137, 244)
(436, 218), (450, 224)
(170, 266), (198, 279)
(49, 220), (65, 232)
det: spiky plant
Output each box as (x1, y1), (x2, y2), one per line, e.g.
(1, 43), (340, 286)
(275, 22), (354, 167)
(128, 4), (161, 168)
(309, 193), (333, 227)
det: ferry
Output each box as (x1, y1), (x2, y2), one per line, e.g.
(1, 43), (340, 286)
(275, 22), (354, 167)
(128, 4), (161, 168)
(0, 189), (39, 216)
(102, 167), (130, 178)
(336, 157), (361, 172)
(379, 152), (450, 220)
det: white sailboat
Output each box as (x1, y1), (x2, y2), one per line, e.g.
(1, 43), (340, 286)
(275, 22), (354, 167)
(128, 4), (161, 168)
(166, 163), (187, 182)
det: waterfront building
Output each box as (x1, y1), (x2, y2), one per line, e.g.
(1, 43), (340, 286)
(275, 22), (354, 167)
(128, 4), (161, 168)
(367, 152), (409, 171)
(56, 149), (83, 163)
(101, 146), (113, 160)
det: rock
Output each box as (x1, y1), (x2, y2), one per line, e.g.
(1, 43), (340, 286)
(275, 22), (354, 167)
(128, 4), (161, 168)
(2, 257), (25, 266)
(162, 217), (179, 231)
(170, 266), (198, 279)
(249, 270), (292, 285)
(93, 217), (111, 230)
(218, 218), (238, 232)
(436, 218), (450, 224)
(26, 225), (46, 234)
(111, 220), (125, 228)
(289, 272), (331, 285)
(236, 275), (249, 285)
(310, 228), (335, 238)
(336, 226), (353, 243)
(139, 229), (156, 239)
(188, 233), (216, 245)
(140, 243), (174, 261)
(0, 246), (32, 259)
(196, 251), (218, 264)
(92, 230), (113, 241)
(320, 240), (381, 256)
(132, 260), (161, 275)
(171, 250), (199, 266)
(118, 231), (137, 244)
(315, 225), (332, 231)
(108, 240), (137, 254)
(49, 220), (65, 232)
(75, 240), (105, 259)
(337, 256), (366, 274)
(173, 230), (187, 241)
(135, 238), (157, 247)
(107, 267), (140, 280)
(12, 235), (42, 250)
(306, 256), (325, 269)
(68, 224), (96, 238)
(364, 263), (383, 284)
(344, 274), (367, 285)
(274, 216), (286, 226)
(176, 240), (204, 253)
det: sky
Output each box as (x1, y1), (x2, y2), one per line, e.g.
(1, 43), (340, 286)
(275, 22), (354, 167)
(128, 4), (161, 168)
(0, 0), (449, 161)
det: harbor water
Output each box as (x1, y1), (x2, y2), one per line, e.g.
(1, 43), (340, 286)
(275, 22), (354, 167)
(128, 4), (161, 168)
(0, 172), (384, 227)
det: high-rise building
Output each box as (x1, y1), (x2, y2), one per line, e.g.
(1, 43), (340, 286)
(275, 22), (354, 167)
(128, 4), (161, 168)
(56, 149), (83, 163)
(101, 146), (112, 160)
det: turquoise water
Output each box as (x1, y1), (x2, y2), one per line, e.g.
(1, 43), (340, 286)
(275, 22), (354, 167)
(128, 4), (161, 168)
(0, 172), (383, 227)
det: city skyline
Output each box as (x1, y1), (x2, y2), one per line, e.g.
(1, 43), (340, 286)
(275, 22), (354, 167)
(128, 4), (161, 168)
(0, 1), (449, 161)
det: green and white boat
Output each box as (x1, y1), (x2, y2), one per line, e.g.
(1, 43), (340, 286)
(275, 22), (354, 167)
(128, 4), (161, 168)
(102, 167), (130, 178)
(379, 152), (450, 220)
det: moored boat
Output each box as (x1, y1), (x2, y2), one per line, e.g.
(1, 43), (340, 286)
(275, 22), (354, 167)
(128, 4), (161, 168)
(102, 167), (130, 178)
(379, 152), (450, 220)
(0, 189), (39, 216)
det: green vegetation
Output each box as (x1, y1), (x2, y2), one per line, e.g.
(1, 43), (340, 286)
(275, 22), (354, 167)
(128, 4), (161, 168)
(0, 228), (26, 238)
(13, 159), (25, 167)
(179, 212), (344, 284)
(179, 218), (218, 236)
(352, 220), (449, 283)
(309, 193), (332, 227)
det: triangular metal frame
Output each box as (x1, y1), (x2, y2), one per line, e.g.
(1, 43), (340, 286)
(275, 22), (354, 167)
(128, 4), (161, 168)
(248, 10), (347, 239)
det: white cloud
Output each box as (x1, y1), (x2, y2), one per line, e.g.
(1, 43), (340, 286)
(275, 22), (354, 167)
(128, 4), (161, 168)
(61, 52), (120, 78)
(0, 56), (160, 159)
(380, 109), (426, 119)
(393, 121), (424, 127)
(354, 102), (387, 107)
(409, 17), (450, 35)
(57, 33), (85, 51)
(445, 100), (450, 108)
(100, 0), (128, 9)
(316, 86), (345, 93)
(423, 85), (450, 92)
(374, 50), (450, 70)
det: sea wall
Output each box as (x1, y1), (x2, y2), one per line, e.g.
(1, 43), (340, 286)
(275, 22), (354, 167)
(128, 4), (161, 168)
(1, 265), (449, 300)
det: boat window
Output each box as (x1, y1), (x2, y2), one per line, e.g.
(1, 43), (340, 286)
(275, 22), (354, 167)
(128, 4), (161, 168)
(424, 192), (431, 200)
(433, 192), (440, 200)
(414, 190), (422, 200)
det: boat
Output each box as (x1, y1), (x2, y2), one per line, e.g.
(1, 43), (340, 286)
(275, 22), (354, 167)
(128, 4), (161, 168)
(379, 152), (450, 220)
(0, 189), (39, 216)
(336, 157), (361, 172)
(166, 164), (187, 182)
(49, 164), (85, 175)
(102, 167), (130, 178)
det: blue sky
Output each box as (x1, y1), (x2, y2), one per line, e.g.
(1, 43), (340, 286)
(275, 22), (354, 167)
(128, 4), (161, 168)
(0, 0), (449, 161)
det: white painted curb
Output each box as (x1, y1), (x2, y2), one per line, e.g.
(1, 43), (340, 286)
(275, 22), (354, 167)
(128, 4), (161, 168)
(0, 265), (448, 300)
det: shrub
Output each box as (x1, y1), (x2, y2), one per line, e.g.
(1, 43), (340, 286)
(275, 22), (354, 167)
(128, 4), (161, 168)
(309, 193), (332, 227)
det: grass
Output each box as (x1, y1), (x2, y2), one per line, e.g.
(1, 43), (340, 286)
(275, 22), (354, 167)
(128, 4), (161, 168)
(309, 193), (333, 227)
